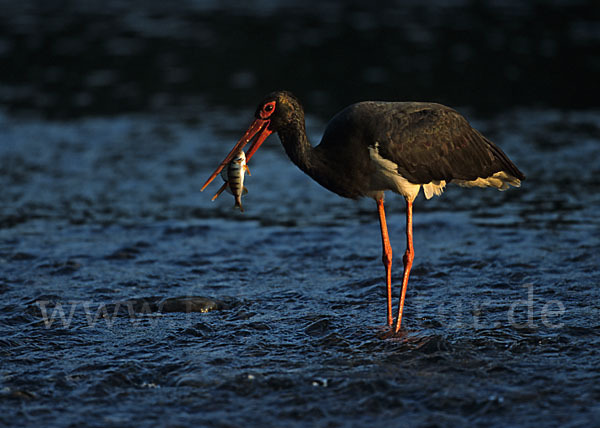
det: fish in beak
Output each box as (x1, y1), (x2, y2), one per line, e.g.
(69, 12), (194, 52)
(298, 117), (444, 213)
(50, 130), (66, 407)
(201, 102), (276, 192)
(211, 150), (251, 211)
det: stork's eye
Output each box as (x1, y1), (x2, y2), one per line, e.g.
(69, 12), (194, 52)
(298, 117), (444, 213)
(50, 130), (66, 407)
(260, 101), (276, 119)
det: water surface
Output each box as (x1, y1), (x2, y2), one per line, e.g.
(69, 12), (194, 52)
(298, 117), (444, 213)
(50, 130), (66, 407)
(1, 106), (599, 427)
(1, 0), (599, 426)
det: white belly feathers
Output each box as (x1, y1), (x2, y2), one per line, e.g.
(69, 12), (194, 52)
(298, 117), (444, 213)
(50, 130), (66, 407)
(367, 142), (519, 202)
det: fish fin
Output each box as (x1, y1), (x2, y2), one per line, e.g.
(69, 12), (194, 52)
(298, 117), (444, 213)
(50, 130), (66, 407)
(242, 186), (248, 195)
(244, 165), (251, 176)
(211, 182), (229, 201)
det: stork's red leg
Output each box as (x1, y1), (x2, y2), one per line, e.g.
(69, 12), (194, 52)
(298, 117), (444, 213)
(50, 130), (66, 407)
(394, 200), (414, 333)
(376, 198), (393, 327)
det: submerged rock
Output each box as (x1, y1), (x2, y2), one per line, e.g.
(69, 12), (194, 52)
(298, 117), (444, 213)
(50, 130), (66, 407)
(89, 296), (231, 319)
(159, 296), (229, 313)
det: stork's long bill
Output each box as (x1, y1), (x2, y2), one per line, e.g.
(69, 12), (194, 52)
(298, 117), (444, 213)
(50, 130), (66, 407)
(200, 103), (275, 192)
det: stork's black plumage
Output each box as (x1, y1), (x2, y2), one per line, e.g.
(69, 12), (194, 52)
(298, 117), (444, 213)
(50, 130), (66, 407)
(264, 92), (523, 199)
(328, 101), (523, 184)
(201, 90), (525, 335)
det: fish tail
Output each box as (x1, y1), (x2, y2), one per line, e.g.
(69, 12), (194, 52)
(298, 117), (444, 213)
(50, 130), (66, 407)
(234, 195), (244, 212)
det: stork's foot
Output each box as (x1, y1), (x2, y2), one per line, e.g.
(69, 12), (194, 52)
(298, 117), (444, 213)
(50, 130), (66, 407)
(376, 325), (408, 340)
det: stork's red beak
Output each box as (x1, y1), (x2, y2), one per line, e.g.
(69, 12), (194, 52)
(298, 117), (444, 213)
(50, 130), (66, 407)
(200, 118), (273, 192)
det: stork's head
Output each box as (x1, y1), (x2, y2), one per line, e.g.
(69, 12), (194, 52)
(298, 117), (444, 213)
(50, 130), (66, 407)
(200, 90), (302, 191)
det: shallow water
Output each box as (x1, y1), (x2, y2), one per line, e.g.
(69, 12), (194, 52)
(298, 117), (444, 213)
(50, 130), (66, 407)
(1, 106), (599, 427)
(2, 0), (600, 426)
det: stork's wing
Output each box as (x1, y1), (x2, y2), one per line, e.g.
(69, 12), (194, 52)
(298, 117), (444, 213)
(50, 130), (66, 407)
(373, 103), (524, 185)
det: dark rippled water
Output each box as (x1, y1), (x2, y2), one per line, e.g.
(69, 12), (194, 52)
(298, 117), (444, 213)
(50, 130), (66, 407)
(1, 1), (600, 427)
(1, 106), (599, 427)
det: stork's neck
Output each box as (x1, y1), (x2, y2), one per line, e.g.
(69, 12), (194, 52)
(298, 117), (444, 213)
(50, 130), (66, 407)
(276, 115), (317, 176)
(275, 110), (353, 198)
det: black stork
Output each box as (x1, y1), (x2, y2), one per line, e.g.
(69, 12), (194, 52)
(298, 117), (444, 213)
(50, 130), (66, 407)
(201, 91), (525, 334)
